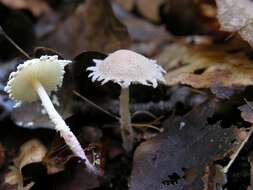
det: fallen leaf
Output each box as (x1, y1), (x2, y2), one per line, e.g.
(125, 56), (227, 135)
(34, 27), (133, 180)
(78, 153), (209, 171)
(130, 103), (235, 190)
(14, 139), (47, 169)
(11, 102), (55, 129)
(4, 139), (47, 189)
(136, 0), (164, 22)
(113, 2), (170, 42)
(112, 3), (170, 56)
(158, 43), (253, 98)
(202, 164), (227, 190)
(215, 0), (253, 46)
(239, 100), (253, 124)
(39, 0), (130, 57)
(115, 0), (134, 11)
(0, 0), (50, 16)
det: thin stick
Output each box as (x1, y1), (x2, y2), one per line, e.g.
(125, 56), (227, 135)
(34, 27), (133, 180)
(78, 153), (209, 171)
(223, 127), (253, 173)
(223, 98), (253, 173)
(0, 26), (31, 59)
(131, 110), (157, 120)
(132, 123), (162, 132)
(73, 90), (120, 120)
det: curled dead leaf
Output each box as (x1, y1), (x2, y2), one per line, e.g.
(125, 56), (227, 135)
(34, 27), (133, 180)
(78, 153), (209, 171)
(0, 0), (50, 16)
(112, 3), (170, 56)
(216, 0), (253, 46)
(202, 164), (227, 190)
(136, 0), (164, 22)
(40, 0), (130, 57)
(159, 43), (253, 98)
(14, 139), (47, 169)
(4, 139), (47, 189)
(239, 100), (253, 124)
(115, 0), (134, 11)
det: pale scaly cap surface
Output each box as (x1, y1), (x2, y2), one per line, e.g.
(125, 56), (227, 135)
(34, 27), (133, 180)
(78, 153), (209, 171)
(87, 49), (166, 88)
(4, 55), (71, 105)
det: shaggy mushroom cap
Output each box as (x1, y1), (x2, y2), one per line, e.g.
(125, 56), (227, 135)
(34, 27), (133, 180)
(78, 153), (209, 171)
(4, 55), (71, 104)
(87, 49), (166, 88)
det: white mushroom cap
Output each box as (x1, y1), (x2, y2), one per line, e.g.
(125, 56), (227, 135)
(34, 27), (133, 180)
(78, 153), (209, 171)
(4, 55), (71, 104)
(87, 49), (166, 88)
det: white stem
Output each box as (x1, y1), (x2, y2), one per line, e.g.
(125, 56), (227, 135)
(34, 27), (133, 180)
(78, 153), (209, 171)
(223, 127), (253, 174)
(119, 87), (134, 151)
(32, 80), (96, 173)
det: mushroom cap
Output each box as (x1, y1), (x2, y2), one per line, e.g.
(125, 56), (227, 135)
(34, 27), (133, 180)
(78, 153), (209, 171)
(87, 49), (166, 88)
(4, 55), (71, 104)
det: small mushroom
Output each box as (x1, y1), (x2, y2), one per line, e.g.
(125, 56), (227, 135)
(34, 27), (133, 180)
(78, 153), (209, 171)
(87, 49), (166, 151)
(5, 55), (96, 173)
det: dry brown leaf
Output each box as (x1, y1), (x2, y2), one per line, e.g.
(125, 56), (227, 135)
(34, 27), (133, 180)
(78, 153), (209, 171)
(158, 43), (253, 97)
(83, 0), (130, 52)
(14, 139), (47, 169)
(202, 164), (227, 190)
(112, 3), (170, 56)
(115, 7), (169, 42)
(239, 101), (253, 124)
(40, 0), (130, 57)
(0, 0), (50, 16)
(136, 0), (164, 22)
(216, 0), (253, 46)
(4, 139), (47, 189)
(115, 0), (135, 11)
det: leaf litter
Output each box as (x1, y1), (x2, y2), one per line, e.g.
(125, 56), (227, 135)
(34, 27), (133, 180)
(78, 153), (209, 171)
(1, 0), (253, 189)
(130, 102), (236, 190)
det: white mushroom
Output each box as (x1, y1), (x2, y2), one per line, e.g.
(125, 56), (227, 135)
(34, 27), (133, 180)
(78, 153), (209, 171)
(5, 55), (96, 173)
(87, 49), (166, 151)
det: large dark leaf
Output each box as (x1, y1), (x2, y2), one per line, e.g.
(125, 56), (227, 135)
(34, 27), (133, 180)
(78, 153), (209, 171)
(130, 103), (236, 190)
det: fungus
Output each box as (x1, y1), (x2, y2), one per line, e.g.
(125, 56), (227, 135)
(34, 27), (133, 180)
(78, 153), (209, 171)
(87, 49), (166, 151)
(5, 55), (96, 173)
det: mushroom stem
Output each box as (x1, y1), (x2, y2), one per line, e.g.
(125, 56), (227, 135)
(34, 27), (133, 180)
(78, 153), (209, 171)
(119, 87), (134, 151)
(31, 80), (96, 173)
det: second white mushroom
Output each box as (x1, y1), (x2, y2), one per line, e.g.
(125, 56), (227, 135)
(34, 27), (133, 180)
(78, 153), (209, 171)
(87, 49), (166, 151)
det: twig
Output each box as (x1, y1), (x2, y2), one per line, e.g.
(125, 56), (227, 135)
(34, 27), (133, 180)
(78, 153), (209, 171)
(131, 110), (157, 119)
(132, 123), (162, 132)
(223, 98), (253, 173)
(0, 26), (31, 59)
(73, 91), (165, 132)
(223, 127), (253, 173)
(73, 90), (120, 120)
